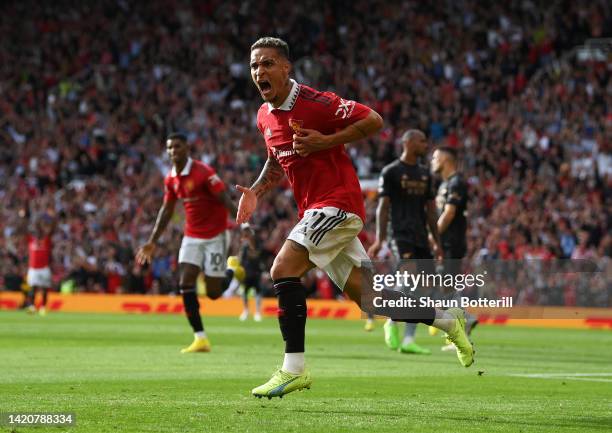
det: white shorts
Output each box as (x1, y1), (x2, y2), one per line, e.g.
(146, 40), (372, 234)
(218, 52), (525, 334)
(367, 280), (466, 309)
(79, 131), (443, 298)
(288, 207), (368, 289)
(27, 267), (52, 288)
(178, 231), (231, 278)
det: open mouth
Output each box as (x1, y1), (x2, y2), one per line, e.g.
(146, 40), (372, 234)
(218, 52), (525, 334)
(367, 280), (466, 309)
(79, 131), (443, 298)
(258, 80), (272, 95)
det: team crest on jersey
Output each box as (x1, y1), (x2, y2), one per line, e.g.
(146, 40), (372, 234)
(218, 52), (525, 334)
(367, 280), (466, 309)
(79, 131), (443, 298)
(265, 127), (272, 138)
(289, 118), (303, 132)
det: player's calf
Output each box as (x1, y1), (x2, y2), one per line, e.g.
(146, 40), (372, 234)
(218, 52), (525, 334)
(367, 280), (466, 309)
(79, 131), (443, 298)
(274, 277), (307, 374)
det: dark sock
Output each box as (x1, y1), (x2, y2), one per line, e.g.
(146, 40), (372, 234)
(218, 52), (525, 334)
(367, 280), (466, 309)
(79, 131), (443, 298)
(273, 277), (307, 353)
(41, 288), (48, 307)
(25, 290), (34, 307)
(181, 287), (204, 333)
(380, 288), (436, 326)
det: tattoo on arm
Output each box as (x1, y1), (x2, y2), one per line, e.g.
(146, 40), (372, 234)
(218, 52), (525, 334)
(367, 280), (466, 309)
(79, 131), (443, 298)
(351, 122), (367, 138)
(250, 157), (284, 199)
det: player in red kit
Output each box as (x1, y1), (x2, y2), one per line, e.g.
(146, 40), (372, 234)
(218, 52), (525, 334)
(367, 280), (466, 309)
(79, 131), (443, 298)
(137, 133), (242, 354)
(24, 215), (55, 316)
(237, 37), (475, 399)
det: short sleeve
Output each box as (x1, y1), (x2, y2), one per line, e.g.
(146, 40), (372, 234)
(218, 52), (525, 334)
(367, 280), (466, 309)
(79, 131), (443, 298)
(446, 177), (466, 206)
(204, 166), (226, 194)
(323, 92), (371, 131)
(163, 176), (177, 202)
(377, 167), (393, 197)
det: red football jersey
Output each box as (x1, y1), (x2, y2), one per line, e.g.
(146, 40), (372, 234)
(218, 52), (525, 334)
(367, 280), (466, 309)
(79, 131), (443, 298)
(163, 158), (228, 239)
(256, 80), (371, 221)
(28, 235), (51, 269)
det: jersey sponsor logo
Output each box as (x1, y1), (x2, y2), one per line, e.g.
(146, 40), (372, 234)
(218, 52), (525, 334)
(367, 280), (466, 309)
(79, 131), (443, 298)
(273, 147), (297, 159)
(400, 175), (427, 195)
(335, 98), (355, 119)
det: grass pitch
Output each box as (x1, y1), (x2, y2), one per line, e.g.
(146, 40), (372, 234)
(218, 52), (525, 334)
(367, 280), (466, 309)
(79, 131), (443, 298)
(1, 311), (611, 433)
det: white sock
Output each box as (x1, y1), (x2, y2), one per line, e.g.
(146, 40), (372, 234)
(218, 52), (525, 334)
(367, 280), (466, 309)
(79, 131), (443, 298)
(195, 331), (207, 339)
(431, 310), (455, 333)
(402, 335), (414, 345)
(282, 352), (305, 374)
(255, 294), (262, 312)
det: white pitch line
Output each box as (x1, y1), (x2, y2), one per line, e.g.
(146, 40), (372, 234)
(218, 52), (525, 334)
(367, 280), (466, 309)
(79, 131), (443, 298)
(510, 373), (612, 378)
(554, 377), (612, 383)
(509, 373), (612, 383)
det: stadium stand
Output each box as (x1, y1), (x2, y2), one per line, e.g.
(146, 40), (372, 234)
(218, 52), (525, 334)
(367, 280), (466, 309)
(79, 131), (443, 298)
(0, 1), (609, 302)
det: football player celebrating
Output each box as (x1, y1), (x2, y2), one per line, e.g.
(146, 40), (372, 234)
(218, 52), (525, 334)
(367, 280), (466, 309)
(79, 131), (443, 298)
(137, 133), (242, 353)
(238, 37), (474, 399)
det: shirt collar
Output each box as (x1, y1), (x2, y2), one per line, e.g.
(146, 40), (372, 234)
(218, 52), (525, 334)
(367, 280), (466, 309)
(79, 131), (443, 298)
(171, 157), (193, 177)
(267, 79), (300, 114)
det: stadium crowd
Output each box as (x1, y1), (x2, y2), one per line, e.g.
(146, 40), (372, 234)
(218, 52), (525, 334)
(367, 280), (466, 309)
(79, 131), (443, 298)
(0, 0), (610, 305)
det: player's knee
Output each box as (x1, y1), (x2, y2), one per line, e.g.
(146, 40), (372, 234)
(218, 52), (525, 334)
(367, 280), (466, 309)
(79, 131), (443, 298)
(344, 266), (372, 309)
(270, 257), (291, 281)
(207, 291), (222, 300)
(205, 278), (223, 299)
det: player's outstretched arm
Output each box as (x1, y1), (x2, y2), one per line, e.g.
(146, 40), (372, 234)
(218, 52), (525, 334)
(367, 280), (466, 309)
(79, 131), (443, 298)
(293, 110), (383, 157)
(136, 199), (176, 265)
(235, 156), (284, 224)
(367, 196), (390, 258)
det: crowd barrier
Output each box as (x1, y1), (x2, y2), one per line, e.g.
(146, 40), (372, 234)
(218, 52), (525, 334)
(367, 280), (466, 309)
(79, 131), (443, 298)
(1, 292), (610, 330)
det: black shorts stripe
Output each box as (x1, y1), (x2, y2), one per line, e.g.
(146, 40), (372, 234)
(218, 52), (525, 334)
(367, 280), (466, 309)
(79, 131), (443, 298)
(309, 210), (341, 243)
(310, 212), (326, 230)
(312, 211), (347, 245)
(313, 212), (347, 246)
(311, 215), (343, 245)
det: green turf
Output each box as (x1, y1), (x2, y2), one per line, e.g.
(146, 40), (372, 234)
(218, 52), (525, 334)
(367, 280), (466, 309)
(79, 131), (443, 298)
(0, 311), (611, 433)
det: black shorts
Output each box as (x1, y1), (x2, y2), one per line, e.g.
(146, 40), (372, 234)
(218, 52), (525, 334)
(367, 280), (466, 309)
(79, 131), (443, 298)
(392, 240), (434, 274)
(442, 244), (466, 260)
(243, 274), (262, 293)
(393, 240), (433, 260)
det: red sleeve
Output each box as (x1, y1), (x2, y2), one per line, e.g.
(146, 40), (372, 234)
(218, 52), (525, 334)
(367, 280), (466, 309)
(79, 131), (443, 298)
(163, 175), (177, 202)
(322, 92), (371, 131)
(203, 165), (226, 194)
